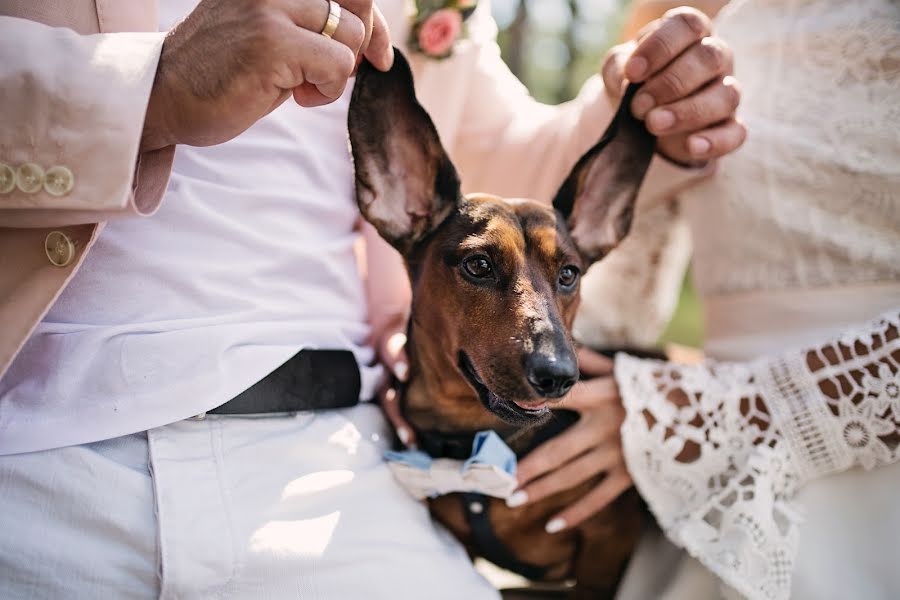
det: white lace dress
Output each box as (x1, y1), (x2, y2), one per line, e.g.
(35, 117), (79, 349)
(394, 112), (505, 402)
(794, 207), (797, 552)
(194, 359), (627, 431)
(603, 0), (900, 598)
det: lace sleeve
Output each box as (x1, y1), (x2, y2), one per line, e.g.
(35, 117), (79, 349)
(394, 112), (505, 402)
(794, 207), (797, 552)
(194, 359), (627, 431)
(615, 309), (900, 600)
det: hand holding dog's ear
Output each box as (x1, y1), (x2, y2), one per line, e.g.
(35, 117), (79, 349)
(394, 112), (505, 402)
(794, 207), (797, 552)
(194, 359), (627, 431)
(601, 7), (747, 165)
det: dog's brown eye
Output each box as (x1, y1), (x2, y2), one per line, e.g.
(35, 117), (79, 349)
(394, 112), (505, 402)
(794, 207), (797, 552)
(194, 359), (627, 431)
(558, 265), (580, 288)
(463, 256), (493, 279)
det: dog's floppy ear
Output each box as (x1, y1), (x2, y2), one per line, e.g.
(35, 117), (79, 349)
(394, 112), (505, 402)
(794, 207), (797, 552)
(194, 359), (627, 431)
(349, 49), (461, 255)
(552, 84), (656, 265)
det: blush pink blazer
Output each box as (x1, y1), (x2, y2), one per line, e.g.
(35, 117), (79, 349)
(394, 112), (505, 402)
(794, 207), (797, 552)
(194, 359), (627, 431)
(0, 0), (175, 377)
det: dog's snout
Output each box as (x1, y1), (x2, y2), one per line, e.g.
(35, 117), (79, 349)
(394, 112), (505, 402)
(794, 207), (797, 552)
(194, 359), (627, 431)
(525, 352), (578, 398)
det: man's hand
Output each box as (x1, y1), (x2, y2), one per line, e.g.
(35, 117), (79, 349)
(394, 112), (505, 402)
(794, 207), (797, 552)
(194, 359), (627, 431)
(508, 348), (632, 533)
(602, 7), (746, 165)
(141, 0), (394, 152)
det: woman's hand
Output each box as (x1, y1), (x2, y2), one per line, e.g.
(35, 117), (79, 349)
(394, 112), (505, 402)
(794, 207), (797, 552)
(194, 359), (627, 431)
(601, 7), (746, 166)
(376, 318), (417, 448)
(509, 347), (632, 534)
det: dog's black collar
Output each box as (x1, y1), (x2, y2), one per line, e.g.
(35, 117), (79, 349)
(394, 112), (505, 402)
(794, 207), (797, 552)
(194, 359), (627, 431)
(409, 410), (580, 582)
(414, 409), (579, 462)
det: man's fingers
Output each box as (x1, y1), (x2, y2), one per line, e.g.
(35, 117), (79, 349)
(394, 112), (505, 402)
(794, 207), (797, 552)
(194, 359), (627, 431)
(284, 28), (356, 103)
(510, 443), (623, 507)
(576, 346), (614, 377)
(286, 0), (366, 57)
(364, 5), (395, 71)
(333, 0), (376, 62)
(624, 8), (712, 82)
(632, 36), (733, 118)
(657, 116), (748, 163)
(293, 83), (333, 107)
(645, 76), (741, 136)
(544, 468), (633, 532)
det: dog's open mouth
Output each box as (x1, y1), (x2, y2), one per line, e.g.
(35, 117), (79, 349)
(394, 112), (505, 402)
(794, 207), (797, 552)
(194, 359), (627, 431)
(458, 351), (551, 425)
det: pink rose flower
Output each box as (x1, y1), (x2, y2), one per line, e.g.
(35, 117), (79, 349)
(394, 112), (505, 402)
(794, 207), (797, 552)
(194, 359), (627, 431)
(418, 9), (462, 57)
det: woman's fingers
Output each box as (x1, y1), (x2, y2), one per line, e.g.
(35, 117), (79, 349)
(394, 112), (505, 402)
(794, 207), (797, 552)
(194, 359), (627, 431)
(380, 385), (416, 447)
(576, 346), (614, 377)
(632, 36), (733, 119)
(645, 75), (741, 136)
(544, 467), (633, 533)
(558, 375), (619, 411)
(376, 326), (414, 446)
(601, 41), (635, 100)
(624, 7), (713, 82)
(508, 442), (623, 507)
(657, 116), (748, 163)
(516, 402), (623, 486)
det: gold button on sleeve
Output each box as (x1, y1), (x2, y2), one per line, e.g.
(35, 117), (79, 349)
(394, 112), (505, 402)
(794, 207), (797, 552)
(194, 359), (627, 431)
(16, 163), (45, 194)
(0, 163), (15, 194)
(44, 165), (75, 196)
(45, 231), (77, 267)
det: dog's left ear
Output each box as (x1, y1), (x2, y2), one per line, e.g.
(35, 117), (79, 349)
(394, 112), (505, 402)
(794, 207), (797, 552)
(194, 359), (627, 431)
(552, 84), (656, 265)
(348, 49), (461, 255)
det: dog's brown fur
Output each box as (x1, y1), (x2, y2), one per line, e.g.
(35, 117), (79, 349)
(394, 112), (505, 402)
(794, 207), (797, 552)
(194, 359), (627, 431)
(349, 50), (655, 598)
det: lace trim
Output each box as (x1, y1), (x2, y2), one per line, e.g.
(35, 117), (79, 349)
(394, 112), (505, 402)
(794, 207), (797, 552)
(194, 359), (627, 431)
(759, 356), (850, 481)
(617, 309), (900, 600)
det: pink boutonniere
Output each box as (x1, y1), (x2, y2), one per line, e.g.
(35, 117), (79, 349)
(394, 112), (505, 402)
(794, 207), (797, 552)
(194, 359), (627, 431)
(410, 0), (478, 59)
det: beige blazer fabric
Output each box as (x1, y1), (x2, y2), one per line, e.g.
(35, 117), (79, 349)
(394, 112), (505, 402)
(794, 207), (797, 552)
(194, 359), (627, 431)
(0, 0), (173, 376)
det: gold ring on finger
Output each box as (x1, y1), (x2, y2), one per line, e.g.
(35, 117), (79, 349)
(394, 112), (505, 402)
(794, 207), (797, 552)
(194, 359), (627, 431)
(321, 0), (341, 39)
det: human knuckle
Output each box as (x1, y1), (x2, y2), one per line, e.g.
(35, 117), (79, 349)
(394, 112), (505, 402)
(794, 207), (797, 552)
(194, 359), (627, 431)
(679, 100), (705, 125)
(659, 69), (688, 98)
(723, 81), (741, 110)
(736, 121), (749, 145)
(668, 7), (708, 37)
(349, 23), (366, 51)
(698, 38), (726, 72)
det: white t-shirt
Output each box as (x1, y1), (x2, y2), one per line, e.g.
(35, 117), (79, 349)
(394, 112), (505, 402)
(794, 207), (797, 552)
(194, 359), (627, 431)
(0, 1), (382, 454)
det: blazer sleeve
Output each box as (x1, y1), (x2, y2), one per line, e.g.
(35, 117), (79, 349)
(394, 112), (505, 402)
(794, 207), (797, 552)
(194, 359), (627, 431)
(0, 16), (174, 228)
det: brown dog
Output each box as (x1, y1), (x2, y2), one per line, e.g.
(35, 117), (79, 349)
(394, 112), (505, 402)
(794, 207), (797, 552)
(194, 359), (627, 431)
(348, 50), (655, 598)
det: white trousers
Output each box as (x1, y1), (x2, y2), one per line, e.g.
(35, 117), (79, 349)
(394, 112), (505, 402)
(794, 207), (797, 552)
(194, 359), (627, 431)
(0, 404), (499, 599)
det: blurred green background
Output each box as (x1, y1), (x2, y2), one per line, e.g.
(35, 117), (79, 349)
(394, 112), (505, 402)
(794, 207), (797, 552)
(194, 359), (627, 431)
(491, 0), (704, 349)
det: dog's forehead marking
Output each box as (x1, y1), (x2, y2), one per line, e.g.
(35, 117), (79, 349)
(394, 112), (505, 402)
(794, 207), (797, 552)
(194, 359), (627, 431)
(457, 193), (578, 268)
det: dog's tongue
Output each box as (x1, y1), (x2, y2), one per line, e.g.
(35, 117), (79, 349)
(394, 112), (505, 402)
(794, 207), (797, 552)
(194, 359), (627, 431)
(512, 400), (548, 412)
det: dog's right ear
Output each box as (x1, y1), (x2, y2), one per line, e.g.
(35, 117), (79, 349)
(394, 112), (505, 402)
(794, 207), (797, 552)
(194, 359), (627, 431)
(349, 49), (461, 255)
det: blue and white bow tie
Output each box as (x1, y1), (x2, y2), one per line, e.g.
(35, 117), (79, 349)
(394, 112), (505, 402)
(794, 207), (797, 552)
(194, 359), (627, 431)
(384, 430), (518, 500)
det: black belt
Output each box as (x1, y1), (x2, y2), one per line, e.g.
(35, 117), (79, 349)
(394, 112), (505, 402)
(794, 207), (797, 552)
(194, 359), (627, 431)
(207, 349), (361, 415)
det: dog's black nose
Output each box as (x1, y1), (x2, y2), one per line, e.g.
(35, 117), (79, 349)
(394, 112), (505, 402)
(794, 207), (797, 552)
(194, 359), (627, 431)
(525, 353), (578, 398)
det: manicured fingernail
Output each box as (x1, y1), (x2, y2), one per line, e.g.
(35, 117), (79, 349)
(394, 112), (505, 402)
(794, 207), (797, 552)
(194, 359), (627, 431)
(688, 136), (711, 156)
(506, 490), (528, 508)
(626, 56), (648, 80)
(398, 427), (411, 446)
(545, 518), (567, 534)
(647, 109), (675, 132)
(632, 92), (655, 118)
(394, 361), (408, 381)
